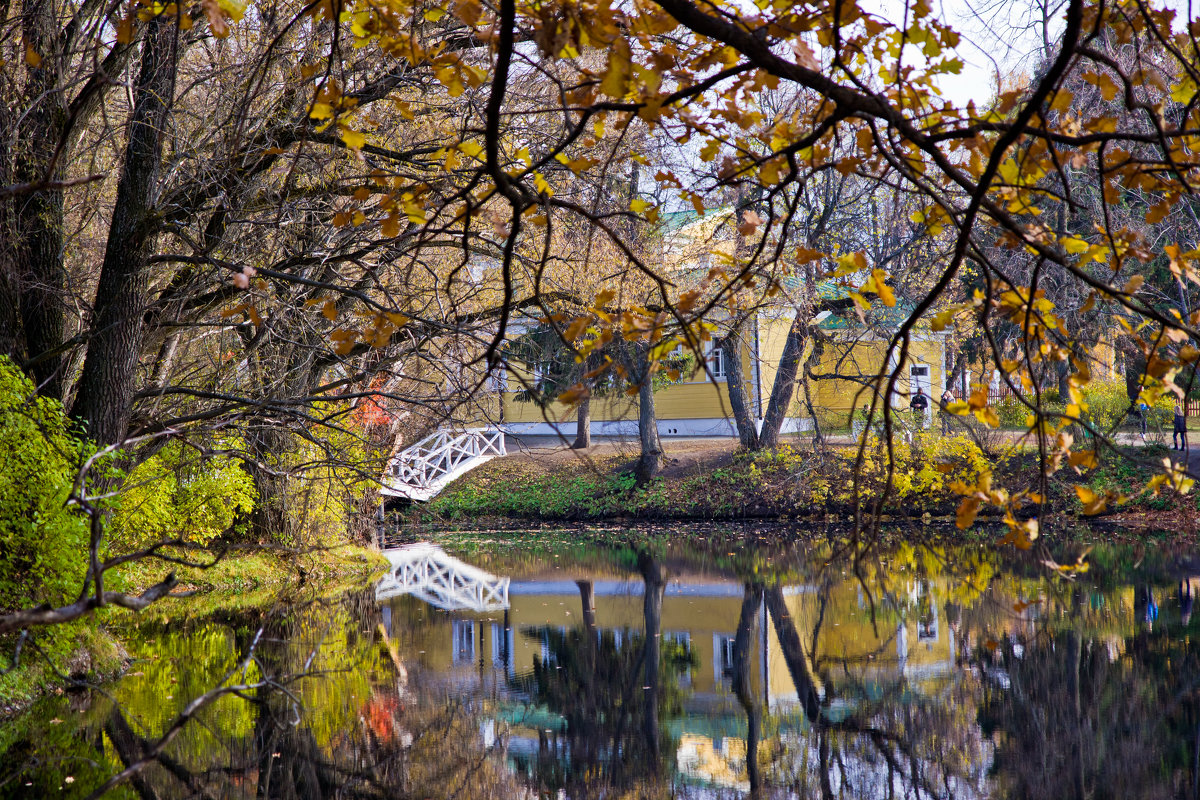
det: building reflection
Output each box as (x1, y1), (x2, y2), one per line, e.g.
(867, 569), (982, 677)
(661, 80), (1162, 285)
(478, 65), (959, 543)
(375, 546), (1004, 794)
(375, 545), (1200, 797)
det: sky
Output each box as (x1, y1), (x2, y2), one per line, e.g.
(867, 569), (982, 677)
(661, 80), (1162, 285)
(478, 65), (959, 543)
(861, 0), (1068, 107)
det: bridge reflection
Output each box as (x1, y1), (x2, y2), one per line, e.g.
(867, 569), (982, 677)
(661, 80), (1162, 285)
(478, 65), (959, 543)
(375, 543), (510, 612)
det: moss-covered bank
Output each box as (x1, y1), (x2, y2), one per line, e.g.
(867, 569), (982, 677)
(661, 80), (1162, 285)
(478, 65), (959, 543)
(400, 439), (1200, 532)
(0, 544), (386, 717)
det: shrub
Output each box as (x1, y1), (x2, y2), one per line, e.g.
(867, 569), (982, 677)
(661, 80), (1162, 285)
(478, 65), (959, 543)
(0, 357), (90, 613)
(891, 433), (992, 501)
(108, 441), (256, 551)
(994, 397), (1029, 429)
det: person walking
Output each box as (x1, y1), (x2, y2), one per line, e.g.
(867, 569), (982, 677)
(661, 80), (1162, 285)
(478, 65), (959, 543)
(1174, 400), (1188, 450)
(910, 387), (929, 430)
(940, 388), (955, 434)
(1133, 385), (1148, 440)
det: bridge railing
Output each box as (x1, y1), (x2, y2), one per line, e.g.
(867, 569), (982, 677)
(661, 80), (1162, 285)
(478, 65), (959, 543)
(390, 428), (506, 490)
(376, 543), (510, 612)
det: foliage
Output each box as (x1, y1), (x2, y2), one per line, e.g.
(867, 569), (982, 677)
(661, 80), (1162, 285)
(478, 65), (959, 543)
(9, 0), (1200, 567)
(107, 442), (256, 551)
(891, 434), (992, 501)
(0, 356), (90, 614)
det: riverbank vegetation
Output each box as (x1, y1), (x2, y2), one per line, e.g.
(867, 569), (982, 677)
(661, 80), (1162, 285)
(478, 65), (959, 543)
(0, 356), (385, 710)
(0, 542), (384, 714)
(410, 435), (1197, 530)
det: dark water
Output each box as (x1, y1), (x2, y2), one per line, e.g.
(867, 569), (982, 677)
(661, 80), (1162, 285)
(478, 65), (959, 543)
(3, 531), (1200, 799)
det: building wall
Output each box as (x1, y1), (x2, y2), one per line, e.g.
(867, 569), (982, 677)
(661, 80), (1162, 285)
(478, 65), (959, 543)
(498, 333), (758, 430)
(810, 335), (946, 421)
(486, 318), (946, 435)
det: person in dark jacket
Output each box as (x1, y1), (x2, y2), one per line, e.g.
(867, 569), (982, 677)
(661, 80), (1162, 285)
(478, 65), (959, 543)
(910, 387), (929, 429)
(1174, 400), (1188, 450)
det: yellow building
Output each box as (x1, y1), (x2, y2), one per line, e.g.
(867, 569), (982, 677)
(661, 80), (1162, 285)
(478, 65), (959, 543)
(472, 208), (951, 438)
(487, 306), (950, 438)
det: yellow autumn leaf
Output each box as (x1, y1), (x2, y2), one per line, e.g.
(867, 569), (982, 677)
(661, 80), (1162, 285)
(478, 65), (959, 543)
(871, 269), (896, 307)
(1061, 236), (1089, 254)
(1068, 449), (1097, 472)
(340, 126), (365, 150)
(930, 308), (956, 331)
(955, 497), (980, 530)
(600, 38), (631, 98)
(1075, 485), (1107, 515)
(218, 0), (245, 20)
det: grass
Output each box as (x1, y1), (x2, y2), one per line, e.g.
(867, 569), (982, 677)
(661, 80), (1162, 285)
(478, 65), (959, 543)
(400, 434), (1200, 533)
(409, 439), (984, 524)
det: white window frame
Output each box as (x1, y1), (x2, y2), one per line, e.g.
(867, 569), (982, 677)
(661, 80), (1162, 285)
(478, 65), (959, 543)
(713, 633), (736, 685)
(708, 342), (726, 380)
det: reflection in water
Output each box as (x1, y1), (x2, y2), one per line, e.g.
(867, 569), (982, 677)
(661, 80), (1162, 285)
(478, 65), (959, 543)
(1, 538), (1199, 799)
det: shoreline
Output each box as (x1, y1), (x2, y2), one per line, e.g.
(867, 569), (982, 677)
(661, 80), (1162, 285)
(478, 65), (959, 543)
(396, 439), (1200, 536)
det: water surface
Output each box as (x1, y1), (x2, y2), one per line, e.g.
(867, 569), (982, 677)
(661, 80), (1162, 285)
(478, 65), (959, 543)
(2, 530), (1199, 799)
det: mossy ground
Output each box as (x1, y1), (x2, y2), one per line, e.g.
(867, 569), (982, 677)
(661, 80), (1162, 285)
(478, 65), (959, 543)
(401, 438), (1200, 533)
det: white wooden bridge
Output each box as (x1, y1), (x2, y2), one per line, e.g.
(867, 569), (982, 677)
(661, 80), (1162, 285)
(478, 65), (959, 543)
(381, 427), (506, 502)
(375, 543), (510, 612)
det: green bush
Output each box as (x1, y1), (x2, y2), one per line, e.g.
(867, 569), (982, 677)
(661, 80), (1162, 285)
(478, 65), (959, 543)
(0, 357), (91, 613)
(994, 397), (1030, 429)
(108, 441), (255, 551)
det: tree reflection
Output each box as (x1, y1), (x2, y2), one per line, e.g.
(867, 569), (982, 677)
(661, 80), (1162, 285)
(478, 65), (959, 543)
(0, 589), (523, 800)
(978, 586), (1200, 800)
(514, 550), (692, 798)
(751, 559), (991, 800)
(731, 583), (764, 796)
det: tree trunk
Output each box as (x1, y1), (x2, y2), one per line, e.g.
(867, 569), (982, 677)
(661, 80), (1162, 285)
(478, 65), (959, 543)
(635, 348), (664, 483)
(722, 318), (761, 449)
(764, 585), (823, 722)
(0, 155), (20, 365)
(800, 327), (829, 447)
(244, 425), (297, 544)
(759, 315), (809, 450)
(572, 394), (591, 448)
(732, 583), (764, 795)
(72, 18), (177, 444)
(638, 551), (666, 767)
(7, 0), (69, 399)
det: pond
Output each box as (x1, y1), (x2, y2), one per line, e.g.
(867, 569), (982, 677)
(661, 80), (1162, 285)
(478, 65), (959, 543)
(2, 529), (1199, 799)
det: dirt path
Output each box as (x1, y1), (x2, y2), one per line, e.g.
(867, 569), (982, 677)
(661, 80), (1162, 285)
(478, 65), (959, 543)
(504, 435), (741, 479)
